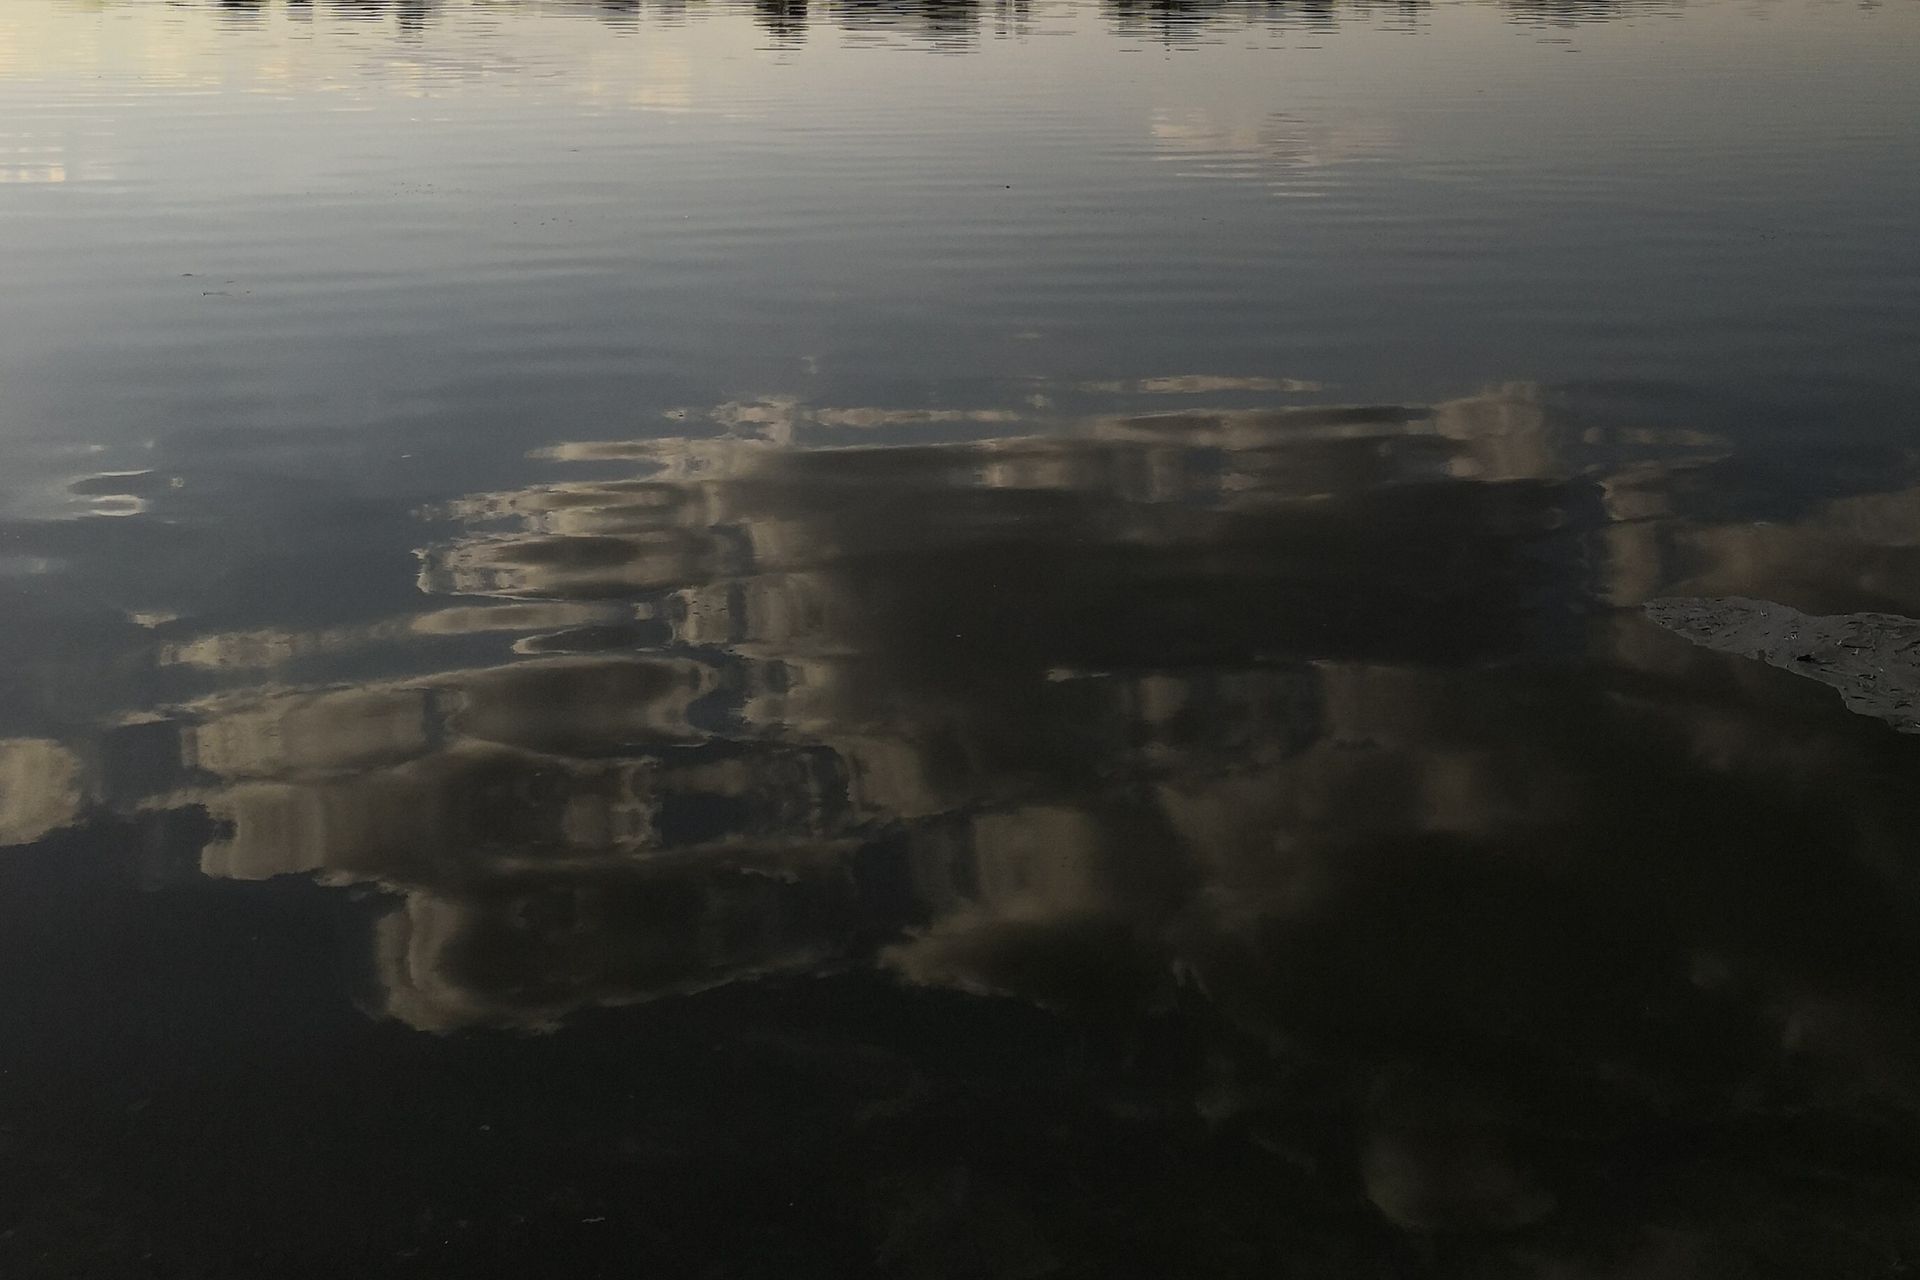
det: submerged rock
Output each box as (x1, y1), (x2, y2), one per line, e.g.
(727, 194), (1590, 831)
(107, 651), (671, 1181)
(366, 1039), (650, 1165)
(1644, 597), (1920, 733)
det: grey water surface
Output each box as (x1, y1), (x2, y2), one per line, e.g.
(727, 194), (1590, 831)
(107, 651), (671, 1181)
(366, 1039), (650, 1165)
(3, 1), (1920, 1275)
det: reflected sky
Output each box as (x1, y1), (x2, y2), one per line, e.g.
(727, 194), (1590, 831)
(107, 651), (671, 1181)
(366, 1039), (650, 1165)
(2, 0), (1917, 449)
(4, 0), (1920, 1276)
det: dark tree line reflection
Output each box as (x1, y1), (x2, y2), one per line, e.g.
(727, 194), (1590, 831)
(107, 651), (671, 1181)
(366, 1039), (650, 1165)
(1106, 0), (1677, 39)
(10, 382), (1920, 1272)
(200, 0), (1669, 42)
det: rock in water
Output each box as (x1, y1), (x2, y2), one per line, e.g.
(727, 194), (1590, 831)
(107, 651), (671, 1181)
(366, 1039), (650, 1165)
(1644, 596), (1920, 733)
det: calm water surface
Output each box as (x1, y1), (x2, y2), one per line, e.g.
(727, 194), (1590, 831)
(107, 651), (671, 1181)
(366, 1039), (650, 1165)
(4, 1), (1920, 1275)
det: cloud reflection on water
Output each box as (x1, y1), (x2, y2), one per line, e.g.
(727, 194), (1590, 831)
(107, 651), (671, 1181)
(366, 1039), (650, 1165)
(10, 378), (1920, 1267)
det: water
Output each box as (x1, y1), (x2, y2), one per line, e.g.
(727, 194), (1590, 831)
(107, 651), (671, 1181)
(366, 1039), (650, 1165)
(3, 0), (1920, 1274)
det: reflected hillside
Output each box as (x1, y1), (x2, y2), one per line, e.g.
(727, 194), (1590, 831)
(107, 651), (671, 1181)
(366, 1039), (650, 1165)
(14, 380), (1920, 1266)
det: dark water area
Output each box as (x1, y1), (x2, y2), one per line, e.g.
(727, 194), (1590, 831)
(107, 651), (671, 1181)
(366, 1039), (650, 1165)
(4, 1), (1920, 1275)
